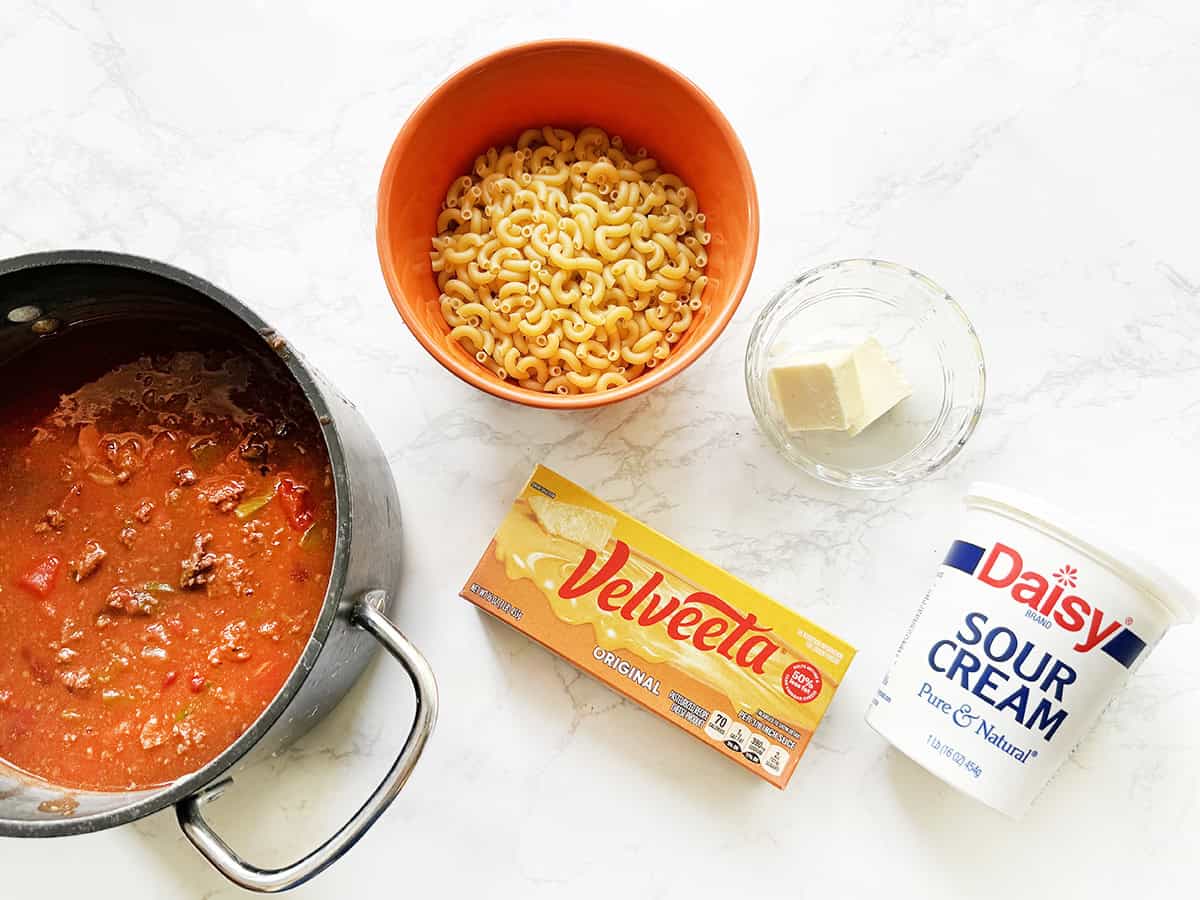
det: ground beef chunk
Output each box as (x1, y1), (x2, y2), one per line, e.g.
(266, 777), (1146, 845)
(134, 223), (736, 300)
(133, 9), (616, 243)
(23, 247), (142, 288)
(69, 540), (107, 581)
(59, 668), (93, 694)
(106, 585), (159, 616)
(134, 498), (156, 523)
(208, 619), (252, 665)
(33, 508), (67, 534)
(197, 478), (245, 513)
(139, 715), (168, 749)
(174, 467), (198, 487)
(119, 526), (137, 549)
(180, 532), (218, 589)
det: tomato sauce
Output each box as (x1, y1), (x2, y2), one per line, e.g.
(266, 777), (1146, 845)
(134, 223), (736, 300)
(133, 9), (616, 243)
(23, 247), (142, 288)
(0, 324), (335, 791)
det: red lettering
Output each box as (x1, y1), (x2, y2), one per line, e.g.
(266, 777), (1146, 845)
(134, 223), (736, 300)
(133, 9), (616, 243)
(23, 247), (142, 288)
(666, 607), (703, 640)
(737, 635), (780, 674)
(622, 572), (672, 623)
(630, 586), (678, 625)
(1054, 594), (1089, 632)
(1076, 608), (1121, 653)
(691, 616), (729, 651)
(1011, 572), (1048, 609)
(559, 542), (783, 673)
(559, 541), (628, 599)
(596, 579), (632, 611)
(978, 543), (1022, 588)
(1038, 583), (1064, 617)
(980, 544), (1121, 655)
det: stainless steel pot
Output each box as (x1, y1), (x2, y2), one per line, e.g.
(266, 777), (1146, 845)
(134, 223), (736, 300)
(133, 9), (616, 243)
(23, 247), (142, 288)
(0, 250), (437, 892)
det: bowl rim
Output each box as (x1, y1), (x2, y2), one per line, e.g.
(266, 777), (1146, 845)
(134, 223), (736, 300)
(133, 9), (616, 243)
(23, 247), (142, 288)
(376, 38), (760, 410)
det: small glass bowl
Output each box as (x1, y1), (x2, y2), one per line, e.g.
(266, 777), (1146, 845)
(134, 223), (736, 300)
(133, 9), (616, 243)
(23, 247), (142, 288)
(745, 259), (985, 489)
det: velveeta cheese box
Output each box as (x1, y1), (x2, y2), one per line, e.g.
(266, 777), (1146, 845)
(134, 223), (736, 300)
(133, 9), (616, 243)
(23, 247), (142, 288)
(460, 465), (855, 788)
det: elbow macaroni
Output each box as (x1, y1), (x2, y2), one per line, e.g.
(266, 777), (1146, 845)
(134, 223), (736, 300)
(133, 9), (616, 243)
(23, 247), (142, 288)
(430, 126), (711, 395)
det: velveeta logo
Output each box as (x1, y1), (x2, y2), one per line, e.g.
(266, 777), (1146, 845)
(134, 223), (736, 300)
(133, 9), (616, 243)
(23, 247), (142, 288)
(944, 540), (1147, 668)
(557, 539), (782, 674)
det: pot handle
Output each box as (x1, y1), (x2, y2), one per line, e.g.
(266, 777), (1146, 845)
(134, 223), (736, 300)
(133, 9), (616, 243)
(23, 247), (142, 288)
(175, 597), (438, 893)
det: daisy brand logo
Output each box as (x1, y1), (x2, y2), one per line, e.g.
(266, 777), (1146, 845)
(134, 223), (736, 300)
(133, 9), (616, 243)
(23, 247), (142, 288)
(941, 539), (1147, 669)
(1053, 565), (1078, 589)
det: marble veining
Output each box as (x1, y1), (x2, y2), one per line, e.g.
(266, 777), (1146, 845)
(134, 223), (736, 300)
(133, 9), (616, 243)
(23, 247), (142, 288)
(1, 2), (1198, 897)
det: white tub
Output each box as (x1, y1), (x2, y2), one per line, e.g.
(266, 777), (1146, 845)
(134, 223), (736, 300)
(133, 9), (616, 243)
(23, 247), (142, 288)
(866, 483), (1196, 818)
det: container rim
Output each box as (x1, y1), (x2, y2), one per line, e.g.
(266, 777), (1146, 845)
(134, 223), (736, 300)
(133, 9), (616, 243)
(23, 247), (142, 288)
(965, 481), (1197, 625)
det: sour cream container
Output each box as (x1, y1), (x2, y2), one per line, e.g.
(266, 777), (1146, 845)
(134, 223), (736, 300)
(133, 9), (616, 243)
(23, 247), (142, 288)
(866, 482), (1196, 818)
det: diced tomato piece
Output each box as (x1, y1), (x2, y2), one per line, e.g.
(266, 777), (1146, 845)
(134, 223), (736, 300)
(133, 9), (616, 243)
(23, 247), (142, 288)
(277, 476), (315, 532)
(188, 673), (206, 693)
(162, 671), (178, 689)
(17, 555), (61, 597)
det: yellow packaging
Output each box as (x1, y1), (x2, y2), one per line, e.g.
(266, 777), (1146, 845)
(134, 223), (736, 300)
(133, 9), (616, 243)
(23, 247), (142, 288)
(460, 466), (855, 788)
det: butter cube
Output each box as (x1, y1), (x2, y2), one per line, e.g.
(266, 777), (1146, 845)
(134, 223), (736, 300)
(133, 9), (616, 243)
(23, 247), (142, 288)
(846, 337), (911, 436)
(768, 338), (910, 436)
(768, 347), (864, 432)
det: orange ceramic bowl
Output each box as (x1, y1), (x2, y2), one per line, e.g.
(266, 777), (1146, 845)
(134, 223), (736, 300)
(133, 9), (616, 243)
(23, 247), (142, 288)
(376, 39), (759, 409)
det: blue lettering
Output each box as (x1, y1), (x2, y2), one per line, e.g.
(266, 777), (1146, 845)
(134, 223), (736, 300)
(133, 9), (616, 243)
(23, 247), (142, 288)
(928, 613), (1075, 746)
(928, 639), (955, 673)
(957, 611), (987, 645)
(982, 627), (1018, 663)
(970, 664), (1008, 704)
(1025, 697), (1069, 741)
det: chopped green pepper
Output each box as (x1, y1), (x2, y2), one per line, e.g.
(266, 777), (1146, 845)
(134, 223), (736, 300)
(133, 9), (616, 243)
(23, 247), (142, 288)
(235, 484), (277, 520)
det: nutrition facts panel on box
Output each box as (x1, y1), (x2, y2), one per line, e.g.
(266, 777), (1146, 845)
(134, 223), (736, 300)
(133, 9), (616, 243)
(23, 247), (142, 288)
(703, 708), (790, 778)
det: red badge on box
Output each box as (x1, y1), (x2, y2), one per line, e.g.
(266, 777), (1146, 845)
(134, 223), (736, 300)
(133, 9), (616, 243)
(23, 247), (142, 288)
(782, 661), (822, 704)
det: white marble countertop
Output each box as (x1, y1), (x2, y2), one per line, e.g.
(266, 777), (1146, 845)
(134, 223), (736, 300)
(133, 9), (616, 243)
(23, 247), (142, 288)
(3, 2), (1199, 897)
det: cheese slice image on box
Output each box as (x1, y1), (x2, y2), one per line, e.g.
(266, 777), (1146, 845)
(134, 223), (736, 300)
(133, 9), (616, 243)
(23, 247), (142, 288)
(460, 466), (856, 788)
(528, 494), (616, 549)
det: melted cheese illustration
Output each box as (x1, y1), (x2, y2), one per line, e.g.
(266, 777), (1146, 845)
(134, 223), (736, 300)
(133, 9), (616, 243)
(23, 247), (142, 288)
(495, 499), (837, 732)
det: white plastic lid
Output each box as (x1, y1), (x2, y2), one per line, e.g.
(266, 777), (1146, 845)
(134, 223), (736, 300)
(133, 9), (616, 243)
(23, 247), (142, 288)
(965, 482), (1198, 626)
